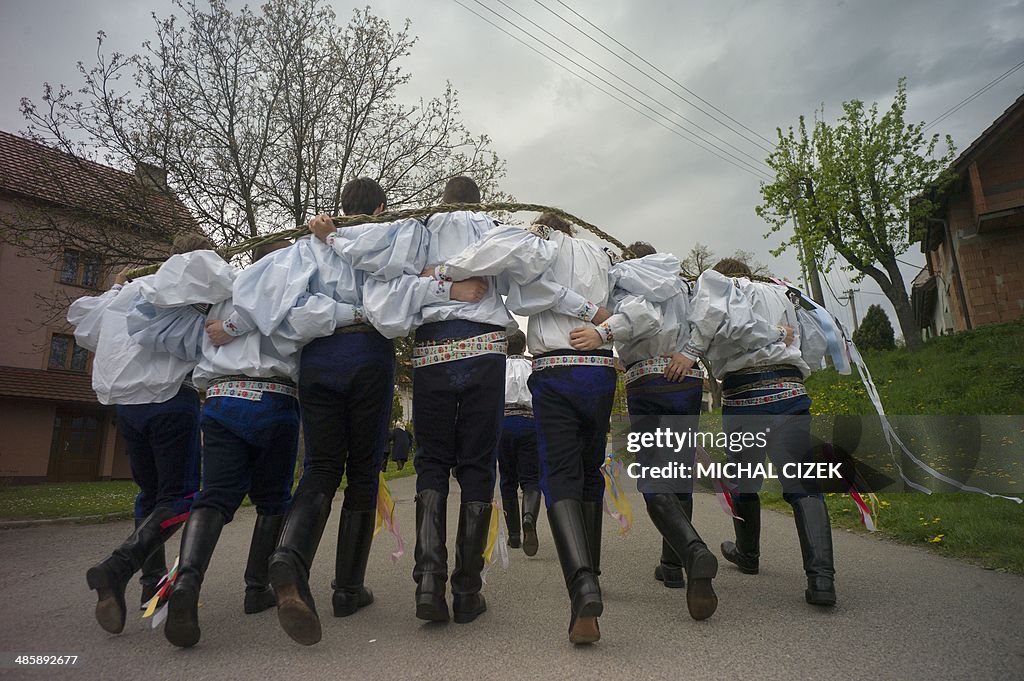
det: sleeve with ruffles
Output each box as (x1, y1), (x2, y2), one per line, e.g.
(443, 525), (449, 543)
(687, 270), (788, 357)
(136, 250), (236, 306)
(441, 225), (601, 321)
(608, 254), (684, 303)
(125, 298), (205, 362)
(333, 218), (429, 280)
(601, 294), (661, 344)
(66, 286), (122, 352)
(361, 275), (453, 339)
(271, 291), (352, 344)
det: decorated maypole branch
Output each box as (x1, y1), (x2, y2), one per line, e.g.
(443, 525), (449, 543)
(126, 202), (626, 280)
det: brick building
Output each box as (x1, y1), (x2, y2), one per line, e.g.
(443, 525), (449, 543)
(911, 93), (1024, 338)
(0, 131), (194, 482)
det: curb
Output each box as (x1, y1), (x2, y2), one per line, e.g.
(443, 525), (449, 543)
(0, 511), (133, 529)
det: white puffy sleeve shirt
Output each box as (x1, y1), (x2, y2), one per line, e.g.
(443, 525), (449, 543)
(135, 250), (328, 389)
(689, 270), (809, 378)
(67, 279), (196, 405)
(441, 226), (621, 355)
(504, 356), (533, 408)
(608, 254), (690, 366)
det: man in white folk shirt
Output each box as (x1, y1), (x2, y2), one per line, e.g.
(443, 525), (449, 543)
(498, 329), (542, 556)
(69, 233), (210, 636)
(688, 258), (836, 607)
(426, 211), (654, 645)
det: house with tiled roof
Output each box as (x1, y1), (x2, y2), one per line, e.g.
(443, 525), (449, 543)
(0, 130), (195, 482)
(910, 92), (1024, 338)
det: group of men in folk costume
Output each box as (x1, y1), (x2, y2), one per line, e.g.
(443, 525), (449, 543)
(71, 174), (837, 649)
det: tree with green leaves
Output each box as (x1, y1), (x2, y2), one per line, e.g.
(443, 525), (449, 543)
(757, 79), (956, 350)
(853, 304), (896, 351)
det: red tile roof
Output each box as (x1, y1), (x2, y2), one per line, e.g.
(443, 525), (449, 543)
(952, 92), (1024, 172)
(0, 365), (101, 404)
(0, 130), (195, 234)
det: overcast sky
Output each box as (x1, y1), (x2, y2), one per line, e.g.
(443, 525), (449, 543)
(1, 0), (1022, 331)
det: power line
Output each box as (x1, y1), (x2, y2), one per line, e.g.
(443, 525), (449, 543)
(490, 0), (771, 170)
(821, 269), (848, 307)
(465, 0), (773, 179)
(453, 0), (774, 181)
(544, 0), (776, 150)
(924, 58), (1024, 131)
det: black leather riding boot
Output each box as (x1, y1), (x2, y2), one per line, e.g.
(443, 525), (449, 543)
(243, 513), (284, 614)
(646, 494), (718, 621)
(268, 492), (332, 645)
(502, 495), (521, 549)
(721, 494), (761, 574)
(137, 517), (168, 609)
(580, 500), (603, 577)
(521, 488), (541, 556)
(548, 499), (602, 645)
(654, 496), (691, 588)
(331, 508), (376, 617)
(451, 502), (492, 624)
(164, 508), (226, 647)
(792, 496), (837, 606)
(86, 506), (182, 634)
(413, 489), (450, 622)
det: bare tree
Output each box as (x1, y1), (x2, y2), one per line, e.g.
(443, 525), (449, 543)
(680, 242), (769, 280)
(16, 0), (508, 250)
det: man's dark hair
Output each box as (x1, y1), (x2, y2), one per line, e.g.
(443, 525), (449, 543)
(252, 238), (291, 262)
(533, 211), (576, 236)
(341, 177), (387, 216)
(625, 241), (656, 259)
(507, 330), (527, 356)
(713, 257), (752, 277)
(442, 176), (481, 204)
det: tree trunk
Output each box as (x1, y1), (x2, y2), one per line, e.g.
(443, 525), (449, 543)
(888, 290), (923, 351)
(877, 254), (924, 351)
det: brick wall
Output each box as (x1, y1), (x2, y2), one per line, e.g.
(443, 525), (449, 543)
(955, 228), (1024, 326)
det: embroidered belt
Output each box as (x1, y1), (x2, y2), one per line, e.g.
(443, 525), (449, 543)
(625, 357), (706, 385)
(504, 405), (534, 418)
(205, 377), (298, 401)
(532, 354), (617, 371)
(412, 331), (507, 368)
(721, 382), (807, 407)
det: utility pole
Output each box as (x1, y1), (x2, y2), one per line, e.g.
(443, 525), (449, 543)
(840, 289), (860, 330)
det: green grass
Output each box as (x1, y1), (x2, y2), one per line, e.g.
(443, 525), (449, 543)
(781, 318), (1024, 573)
(0, 459), (417, 522)
(0, 481), (139, 521)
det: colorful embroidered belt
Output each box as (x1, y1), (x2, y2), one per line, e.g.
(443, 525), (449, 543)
(532, 354), (617, 371)
(412, 331), (507, 368)
(205, 377), (298, 401)
(625, 357), (705, 385)
(504, 405), (534, 418)
(721, 382), (807, 407)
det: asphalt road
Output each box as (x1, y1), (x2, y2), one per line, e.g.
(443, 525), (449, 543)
(1, 476), (1022, 681)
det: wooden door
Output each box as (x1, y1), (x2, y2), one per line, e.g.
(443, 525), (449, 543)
(47, 409), (104, 481)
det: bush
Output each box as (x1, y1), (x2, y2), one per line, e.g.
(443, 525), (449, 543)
(853, 304), (896, 351)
